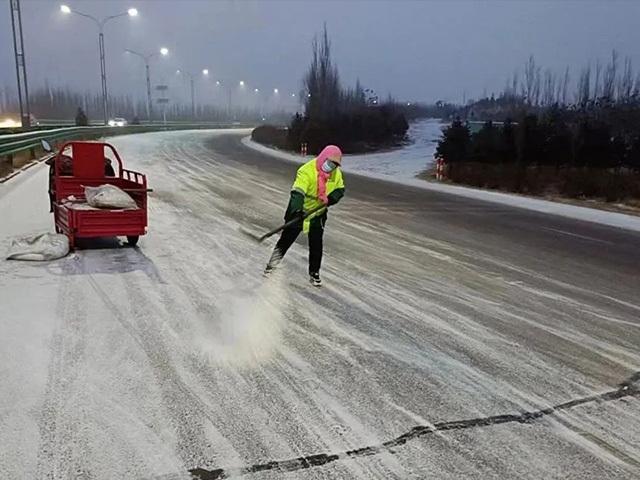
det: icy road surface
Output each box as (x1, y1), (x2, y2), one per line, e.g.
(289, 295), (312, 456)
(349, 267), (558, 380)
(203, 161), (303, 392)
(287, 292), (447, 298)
(1, 129), (639, 480)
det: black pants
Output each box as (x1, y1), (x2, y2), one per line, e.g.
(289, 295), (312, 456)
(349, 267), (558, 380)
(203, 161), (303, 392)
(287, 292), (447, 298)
(270, 213), (326, 274)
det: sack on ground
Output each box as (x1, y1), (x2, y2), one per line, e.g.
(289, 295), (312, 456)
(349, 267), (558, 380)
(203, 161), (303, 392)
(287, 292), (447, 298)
(85, 184), (138, 209)
(6, 233), (69, 261)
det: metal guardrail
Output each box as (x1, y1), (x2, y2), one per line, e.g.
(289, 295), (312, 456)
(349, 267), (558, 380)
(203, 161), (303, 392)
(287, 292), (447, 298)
(0, 121), (254, 137)
(0, 123), (254, 158)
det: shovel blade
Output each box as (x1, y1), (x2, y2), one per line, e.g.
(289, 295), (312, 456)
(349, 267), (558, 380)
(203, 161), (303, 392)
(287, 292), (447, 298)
(238, 226), (265, 243)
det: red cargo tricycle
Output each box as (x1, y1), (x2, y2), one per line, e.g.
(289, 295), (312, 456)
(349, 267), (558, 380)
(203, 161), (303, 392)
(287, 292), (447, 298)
(46, 140), (149, 249)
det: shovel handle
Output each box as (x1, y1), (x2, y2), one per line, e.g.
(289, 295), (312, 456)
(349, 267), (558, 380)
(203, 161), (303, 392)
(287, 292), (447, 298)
(258, 204), (327, 242)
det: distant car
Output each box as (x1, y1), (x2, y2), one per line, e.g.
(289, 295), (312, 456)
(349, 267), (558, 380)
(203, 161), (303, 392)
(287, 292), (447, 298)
(108, 117), (128, 127)
(0, 114), (39, 128)
(0, 117), (21, 128)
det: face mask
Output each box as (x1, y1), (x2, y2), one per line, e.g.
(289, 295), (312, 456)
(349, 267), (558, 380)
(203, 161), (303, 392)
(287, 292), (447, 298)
(321, 159), (337, 173)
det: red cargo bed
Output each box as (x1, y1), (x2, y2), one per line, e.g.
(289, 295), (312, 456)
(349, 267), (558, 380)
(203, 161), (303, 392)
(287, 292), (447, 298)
(51, 141), (149, 249)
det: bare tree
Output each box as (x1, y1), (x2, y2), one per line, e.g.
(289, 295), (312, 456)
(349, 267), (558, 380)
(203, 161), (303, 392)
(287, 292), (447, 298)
(503, 76), (512, 98)
(576, 65), (591, 106)
(633, 71), (640, 99)
(593, 61), (602, 100)
(303, 23), (341, 119)
(618, 56), (633, 102)
(561, 67), (570, 105)
(523, 55), (537, 104)
(542, 69), (556, 106)
(602, 50), (618, 100)
(532, 67), (542, 106)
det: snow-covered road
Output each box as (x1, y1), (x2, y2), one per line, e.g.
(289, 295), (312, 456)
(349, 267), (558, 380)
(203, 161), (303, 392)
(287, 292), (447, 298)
(1, 130), (639, 479)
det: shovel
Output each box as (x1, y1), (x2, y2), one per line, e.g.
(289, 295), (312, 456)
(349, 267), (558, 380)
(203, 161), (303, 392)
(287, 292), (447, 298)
(241, 204), (327, 243)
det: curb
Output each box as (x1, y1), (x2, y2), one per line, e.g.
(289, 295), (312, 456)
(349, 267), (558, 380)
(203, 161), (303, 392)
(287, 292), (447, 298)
(241, 136), (640, 233)
(0, 154), (53, 184)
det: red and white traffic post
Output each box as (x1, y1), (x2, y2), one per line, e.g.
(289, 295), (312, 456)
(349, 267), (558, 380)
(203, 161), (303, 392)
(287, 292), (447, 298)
(435, 156), (446, 181)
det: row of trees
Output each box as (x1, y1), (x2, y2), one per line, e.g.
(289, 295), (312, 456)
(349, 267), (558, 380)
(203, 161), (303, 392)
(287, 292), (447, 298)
(434, 52), (640, 202)
(460, 51), (640, 122)
(0, 83), (287, 124)
(438, 114), (640, 170)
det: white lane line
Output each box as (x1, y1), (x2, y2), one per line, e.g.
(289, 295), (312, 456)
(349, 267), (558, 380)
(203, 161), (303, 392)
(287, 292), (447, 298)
(540, 226), (613, 245)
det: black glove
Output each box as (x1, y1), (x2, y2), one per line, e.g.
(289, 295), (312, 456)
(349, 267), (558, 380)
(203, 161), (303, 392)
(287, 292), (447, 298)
(285, 209), (304, 222)
(327, 188), (345, 206)
(284, 191), (305, 222)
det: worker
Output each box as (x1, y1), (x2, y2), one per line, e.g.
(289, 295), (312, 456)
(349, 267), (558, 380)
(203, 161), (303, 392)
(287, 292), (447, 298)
(104, 158), (116, 177)
(264, 144), (345, 286)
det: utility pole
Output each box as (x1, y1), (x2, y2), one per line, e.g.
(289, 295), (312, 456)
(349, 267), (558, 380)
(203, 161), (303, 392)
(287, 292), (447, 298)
(146, 63), (152, 120)
(126, 48), (168, 122)
(190, 76), (195, 119)
(10, 0), (31, 128)
(98, 28), (108, 124)
(60, 5), (138, 125)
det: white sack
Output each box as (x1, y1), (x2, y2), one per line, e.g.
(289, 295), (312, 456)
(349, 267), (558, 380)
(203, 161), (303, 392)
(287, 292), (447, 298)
(85, 184), (138, 210)
(6, 233), (69, 261)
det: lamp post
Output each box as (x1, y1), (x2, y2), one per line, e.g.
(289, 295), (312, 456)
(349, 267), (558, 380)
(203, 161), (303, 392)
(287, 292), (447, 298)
(60, 4), (138, 125)
(125, 47), (168, 122)
(10, 0), (30, 128)
(215, 80), (246, 120)
(176, 69), (208, 119)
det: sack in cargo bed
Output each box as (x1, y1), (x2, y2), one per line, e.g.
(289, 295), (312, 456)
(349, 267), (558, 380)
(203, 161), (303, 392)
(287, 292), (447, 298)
(85, 184), (138, 210)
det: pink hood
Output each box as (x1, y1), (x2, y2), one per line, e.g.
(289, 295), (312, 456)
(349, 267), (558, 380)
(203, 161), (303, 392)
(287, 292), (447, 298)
(315, 145), (342, 204)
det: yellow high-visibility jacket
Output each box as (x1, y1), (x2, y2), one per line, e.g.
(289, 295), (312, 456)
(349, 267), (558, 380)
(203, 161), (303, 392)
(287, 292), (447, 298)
(291, 158), (345, 232)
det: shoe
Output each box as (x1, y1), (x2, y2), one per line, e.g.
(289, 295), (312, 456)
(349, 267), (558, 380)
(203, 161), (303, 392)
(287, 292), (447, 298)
(309, 272), (322, 287)
(263, 265), (274, 277)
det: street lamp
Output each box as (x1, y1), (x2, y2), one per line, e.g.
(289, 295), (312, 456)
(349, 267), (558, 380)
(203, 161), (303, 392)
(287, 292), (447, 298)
(60, 4), (138, 125)
(10, 0), (31, 128)
(125, 46), (168, 122)
(176, 69), (208, 119)
(214, 80), (247, 120)
(273, 88), (279, 94)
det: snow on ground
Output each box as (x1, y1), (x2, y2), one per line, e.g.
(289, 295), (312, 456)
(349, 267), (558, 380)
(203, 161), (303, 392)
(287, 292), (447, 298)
(0, 129), (639, 479)
(343, 118), (442, 178)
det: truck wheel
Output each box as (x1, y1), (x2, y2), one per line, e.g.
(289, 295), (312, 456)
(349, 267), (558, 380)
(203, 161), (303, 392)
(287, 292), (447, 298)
(126, 236), (139, 247)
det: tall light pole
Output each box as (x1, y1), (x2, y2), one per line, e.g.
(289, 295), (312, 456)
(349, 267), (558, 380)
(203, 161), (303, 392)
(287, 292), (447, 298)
(176, 70), (195, 119)
(10, 0), (30, 128)
(60, 4), (138, 125)
(125, 47), (168, 122)
(215, 80), (245, 120)
(176, 69), (209, 119)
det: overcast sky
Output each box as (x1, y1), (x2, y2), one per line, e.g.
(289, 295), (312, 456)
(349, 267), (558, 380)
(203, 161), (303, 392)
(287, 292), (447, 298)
(2, 0), (640, 106)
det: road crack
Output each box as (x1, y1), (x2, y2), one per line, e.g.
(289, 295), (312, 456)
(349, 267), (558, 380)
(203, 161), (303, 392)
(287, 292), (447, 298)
(189, 372), (640, 479)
